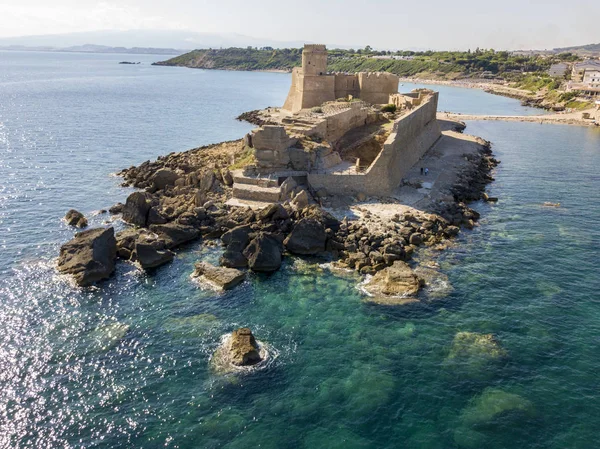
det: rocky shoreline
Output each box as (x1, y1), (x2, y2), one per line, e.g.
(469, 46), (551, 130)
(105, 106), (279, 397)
(56, 124), (498, 305)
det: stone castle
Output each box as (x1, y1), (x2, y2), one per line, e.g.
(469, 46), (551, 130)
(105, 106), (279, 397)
(228, 45), (442, 206)
(283, 45), (400, 113)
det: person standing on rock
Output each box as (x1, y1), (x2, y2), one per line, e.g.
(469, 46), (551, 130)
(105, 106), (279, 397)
(420, 167), (424, 175)
(425, 168), (429, 176)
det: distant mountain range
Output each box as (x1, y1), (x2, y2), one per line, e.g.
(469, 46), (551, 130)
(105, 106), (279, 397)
(552, 43), (600, 56)
(0, 30), (315, 55)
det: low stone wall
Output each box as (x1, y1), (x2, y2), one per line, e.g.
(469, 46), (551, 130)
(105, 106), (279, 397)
(308, 93), (441, 196)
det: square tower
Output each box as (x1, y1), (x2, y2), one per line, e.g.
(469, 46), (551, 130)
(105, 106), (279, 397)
(302, 44), (328, 76)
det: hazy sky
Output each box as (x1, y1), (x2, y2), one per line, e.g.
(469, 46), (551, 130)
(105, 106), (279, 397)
(0, 0), (597, 50)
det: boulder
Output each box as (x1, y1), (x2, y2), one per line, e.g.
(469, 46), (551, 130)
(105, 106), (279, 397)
(279, 177), (297, 201)
(221, 225), (252, 252)
(193, 261), (246, 290)
(228, 328), (262, 366)
(292, 189), (309, 209)
(259, 203), (289, 222)
(147, 206), (168, 225)
(149, 223), (200, 249)
(57, 227), (117, 286)
(109, 203), (124, 215)
(284, 218), (327, 255)
(409, 233), (423, 245)
(199, 170), (216, 192)
(219, 250), (248, 268)
(64, 209), (88, 228)
(221, 169), (234, 186)
(243, 233), (282, 272)
(151, 168), (180, 190)
(364, 261), (422, 297)
(122, 191), (152, 227)
(132, 242), (174, 269)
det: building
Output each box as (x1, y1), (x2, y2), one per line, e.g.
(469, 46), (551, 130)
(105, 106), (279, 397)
(283, 45), (400, 113)
(570, 60), (600, 97)
(571, 60), (600, 82)
(548, 63), (568, 78)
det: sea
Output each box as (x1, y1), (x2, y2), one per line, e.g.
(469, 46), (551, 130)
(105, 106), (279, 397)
(1, 50), (599, 449)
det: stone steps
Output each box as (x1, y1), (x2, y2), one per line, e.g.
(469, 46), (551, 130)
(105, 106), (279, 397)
(232, 184), (281, 203)
(231, 171), (279, 188)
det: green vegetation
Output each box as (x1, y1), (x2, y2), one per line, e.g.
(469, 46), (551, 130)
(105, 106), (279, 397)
(156, 46), (576, 80)
(229, 146), (256, 170)
(380, 104), (397, 113)
(513, 74), (561, 92)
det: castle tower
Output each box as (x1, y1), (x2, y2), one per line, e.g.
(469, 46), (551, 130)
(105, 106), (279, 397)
(302, 44), (328, 76)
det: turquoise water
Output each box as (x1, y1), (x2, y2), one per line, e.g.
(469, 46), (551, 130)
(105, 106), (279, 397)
(1, 51), (600, 448)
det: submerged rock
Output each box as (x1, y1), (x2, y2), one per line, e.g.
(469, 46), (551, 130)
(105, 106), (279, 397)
(193, 261), (246, 290)
(64, 209), (88, 228)
(88, 321), (130, 352)
(363, 261), (423, 298)
(454, 388), (535, 449)
(447, 332), (508, 362)
(57, 227), (117, 286)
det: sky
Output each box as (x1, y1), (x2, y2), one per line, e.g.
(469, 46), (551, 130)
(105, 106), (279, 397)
(0, 0), (598, 50)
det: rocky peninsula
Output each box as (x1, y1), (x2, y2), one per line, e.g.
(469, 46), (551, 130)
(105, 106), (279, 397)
(57, 45), (500, 307)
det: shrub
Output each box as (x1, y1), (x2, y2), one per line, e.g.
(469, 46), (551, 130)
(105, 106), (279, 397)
(381, 104), (397, 113)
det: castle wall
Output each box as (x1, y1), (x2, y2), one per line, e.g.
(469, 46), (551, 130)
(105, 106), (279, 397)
(308, 93), (440, 195)
(334, 74), (360, 99)
(358, 72), (400, 105)
(282, 68), (302, 112)
(299, 75), (336, 110)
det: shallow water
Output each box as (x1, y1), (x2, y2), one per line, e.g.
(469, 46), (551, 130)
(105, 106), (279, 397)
(1, 51), (599, 448)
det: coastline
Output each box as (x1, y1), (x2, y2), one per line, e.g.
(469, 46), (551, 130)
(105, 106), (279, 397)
(439, 111), (599, 127)
(57, 113), (499, 306)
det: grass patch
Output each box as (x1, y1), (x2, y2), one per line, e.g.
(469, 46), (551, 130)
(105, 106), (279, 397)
(229, 146), (256, 170)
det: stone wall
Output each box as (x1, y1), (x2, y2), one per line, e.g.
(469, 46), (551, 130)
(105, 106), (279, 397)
(358, 72), (400, 105)
(308, 93), (441, 196)
(334, 74), (360, 99)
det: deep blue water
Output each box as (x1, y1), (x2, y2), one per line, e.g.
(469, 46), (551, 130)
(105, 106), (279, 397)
(1, 51), (599, 449)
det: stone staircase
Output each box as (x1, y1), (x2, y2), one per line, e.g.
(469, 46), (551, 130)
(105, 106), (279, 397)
(231, 172), (281, 203)
(227, 170), (309, 208)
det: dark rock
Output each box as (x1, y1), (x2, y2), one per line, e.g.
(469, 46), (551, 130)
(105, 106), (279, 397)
(132, 242), (174, 269)
(57, 227), (117, 286)
(259, 203), (289, 221)
(122, 192), (152, 227)
(147, 206), (168, 225)
(64, 209), (88, 228)
(149, 223), (200, 248)
(199, 170), (216, 192)
(193, 261), (246, 290)
(409, 233), (423, 245)
(109, 203), (125, 215)
(221, 169), (234, 186)
(151, 168), (180, 190)
(222, 225), (252, 252)
(243, 233), (282, 272)
(220, 250), (248, 268)
(284, 218), (327, 255)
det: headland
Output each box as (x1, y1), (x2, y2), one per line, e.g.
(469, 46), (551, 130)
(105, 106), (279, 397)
(57, 44), (500, 307)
